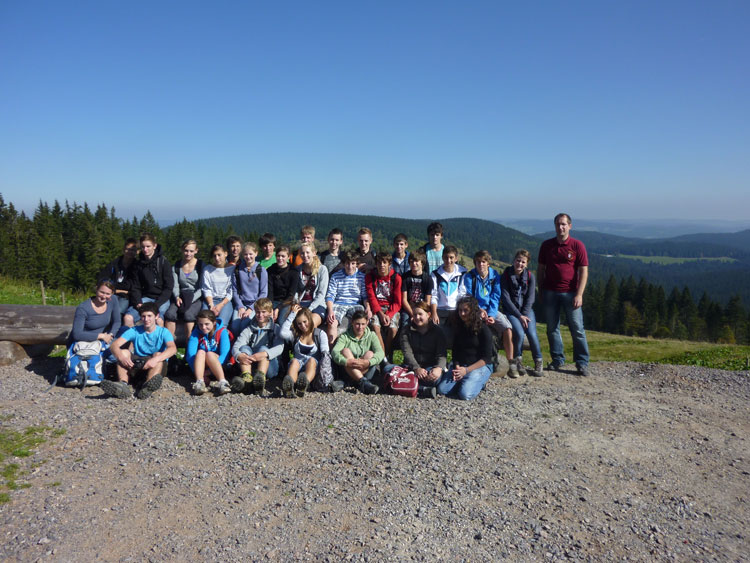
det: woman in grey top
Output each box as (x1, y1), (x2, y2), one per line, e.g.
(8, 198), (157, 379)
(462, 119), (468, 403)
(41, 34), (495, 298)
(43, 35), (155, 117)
(165, 239), (204, 338)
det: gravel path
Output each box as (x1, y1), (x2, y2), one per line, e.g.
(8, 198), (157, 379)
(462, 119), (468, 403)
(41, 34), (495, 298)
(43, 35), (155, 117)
(1, 358), (748, 561)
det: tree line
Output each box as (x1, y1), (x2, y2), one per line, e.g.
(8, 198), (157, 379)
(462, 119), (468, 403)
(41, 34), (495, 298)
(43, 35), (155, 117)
(1, 195), (748, 345)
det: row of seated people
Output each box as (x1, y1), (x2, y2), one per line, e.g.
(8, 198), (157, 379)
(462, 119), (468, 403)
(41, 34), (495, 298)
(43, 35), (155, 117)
(66, 223), (543, 401)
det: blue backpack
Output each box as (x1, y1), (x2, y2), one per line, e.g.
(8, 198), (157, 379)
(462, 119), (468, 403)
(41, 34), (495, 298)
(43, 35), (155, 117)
(64, 341), (107, 387)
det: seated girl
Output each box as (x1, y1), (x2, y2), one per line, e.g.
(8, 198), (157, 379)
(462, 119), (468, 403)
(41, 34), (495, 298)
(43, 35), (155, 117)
(295, 242), (328, 328)
(202, 244), (235, 328)
(437, 296), (494, 401)
(397, 301), (447, 398)
(185, 310), (232, 396)
(279, 304), (329, 398)
(66, 280), (121, 386)
(165, 238), (205, 339)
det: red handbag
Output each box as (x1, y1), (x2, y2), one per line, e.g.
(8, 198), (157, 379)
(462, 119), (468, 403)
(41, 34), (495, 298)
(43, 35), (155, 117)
(385, 365), (418, 398)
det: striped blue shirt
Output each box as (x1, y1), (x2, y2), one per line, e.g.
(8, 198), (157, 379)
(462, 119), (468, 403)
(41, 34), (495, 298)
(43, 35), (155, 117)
(326, 270), (366, 305)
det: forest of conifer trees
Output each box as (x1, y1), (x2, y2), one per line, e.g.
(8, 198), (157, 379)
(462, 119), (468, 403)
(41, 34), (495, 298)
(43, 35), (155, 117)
(1, 195), (747, 345)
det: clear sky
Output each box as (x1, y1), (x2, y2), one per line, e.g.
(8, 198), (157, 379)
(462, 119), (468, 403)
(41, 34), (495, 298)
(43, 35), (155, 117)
(1, 0), (748, 223)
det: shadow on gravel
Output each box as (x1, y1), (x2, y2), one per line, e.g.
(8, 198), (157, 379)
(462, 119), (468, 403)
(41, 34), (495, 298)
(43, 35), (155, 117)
(24, 355), (64, 385)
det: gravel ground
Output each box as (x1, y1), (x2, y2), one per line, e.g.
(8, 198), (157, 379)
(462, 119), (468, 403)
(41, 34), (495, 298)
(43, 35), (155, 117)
(1, 357), (748, 562)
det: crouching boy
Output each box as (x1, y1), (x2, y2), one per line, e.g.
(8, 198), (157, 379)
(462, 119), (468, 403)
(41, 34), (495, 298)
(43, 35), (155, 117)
(230, 298), (283, 395)
(103, 302), (177, 399)
(331, 311), (384, 395)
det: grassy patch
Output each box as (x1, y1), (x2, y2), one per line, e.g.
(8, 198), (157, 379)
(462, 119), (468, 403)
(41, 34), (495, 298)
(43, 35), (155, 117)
(0, 423), (65, 503)
(529, 323), (750, 370)
(604, 255), (737, 265)
(0, 275), (84, 306)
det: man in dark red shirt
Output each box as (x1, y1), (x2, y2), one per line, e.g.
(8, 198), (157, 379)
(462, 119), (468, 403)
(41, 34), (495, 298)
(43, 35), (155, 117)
(537, 213), (590, 376)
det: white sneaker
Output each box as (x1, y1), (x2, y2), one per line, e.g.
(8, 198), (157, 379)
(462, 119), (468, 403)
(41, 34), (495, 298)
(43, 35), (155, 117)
(216, 379), (231, 395)
(192, 380), (207, 395)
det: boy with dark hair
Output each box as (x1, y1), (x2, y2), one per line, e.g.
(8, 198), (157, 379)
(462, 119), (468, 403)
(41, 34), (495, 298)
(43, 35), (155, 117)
(319, 228), (344, 274)
(267, 245), (300, 324)
(355, 227), (377, 274)
(258, 233), (277, 269)
(325, 250), (369, 345)
(103, 302), (177, 400)
(292, 225), (316, 267)
(464, 250), (516, 377)
(420, 222), (445, 274)
(400, 250), (433, 328)
(123, 233), (173, 328)
(391, 233), (410, 276)
(430, 245), (467, 341)
(366, 252), (402, 358)
(99, 238), (138, 315)
(225, 235), (243, 266)
(331, 310), (383, 395)
(230, 298), (283, 395)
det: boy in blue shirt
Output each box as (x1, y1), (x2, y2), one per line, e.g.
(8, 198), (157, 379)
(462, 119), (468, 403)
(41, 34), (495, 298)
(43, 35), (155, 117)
(391, 233), (411, 276)
(103, 302), (177, 399)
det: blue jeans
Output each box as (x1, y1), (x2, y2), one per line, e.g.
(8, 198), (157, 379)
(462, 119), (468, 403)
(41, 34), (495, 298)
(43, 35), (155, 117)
(230, 308), (256, 336)
(542, 291), (589, 367)
(237, 345), (279, 378)
(508, 310), (542, 360)
(202, 300), (233, 328)
(437, 363), (492, 401)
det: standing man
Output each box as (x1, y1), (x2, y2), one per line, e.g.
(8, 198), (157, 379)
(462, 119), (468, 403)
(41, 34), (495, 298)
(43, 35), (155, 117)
(537, 213), (590, 376)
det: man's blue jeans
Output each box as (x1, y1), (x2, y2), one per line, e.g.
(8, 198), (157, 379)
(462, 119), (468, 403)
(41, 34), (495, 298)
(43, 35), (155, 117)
(437, 363), (492, 401)
(508, 310), (542, 360)
(542, 291), (589, 367)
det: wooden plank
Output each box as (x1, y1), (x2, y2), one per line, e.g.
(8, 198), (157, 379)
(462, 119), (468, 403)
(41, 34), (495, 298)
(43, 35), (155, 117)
(0, 305), (73, 345)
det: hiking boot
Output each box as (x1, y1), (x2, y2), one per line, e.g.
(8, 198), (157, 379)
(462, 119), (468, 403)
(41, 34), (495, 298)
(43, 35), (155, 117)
(192, 380), (207, 395)
(295, 373), (309, 398)
(101, 380), (132, 399)
(135, 374), (163, 400)
(547, 361), (564, 372)
(282, 375), (296, 398)
(577, 364), (590, 377)
(419, 386), (437, 399)
(515, 358), (527, 376)
(215, 379), (231, 395)
(229, 376), (246, 393)
(252, 371), (266, 395)
(507, 361), (520, 379)
(531, 358), (544, 377)
(329, 380), (345, 393)
(359, 379), (379, 395)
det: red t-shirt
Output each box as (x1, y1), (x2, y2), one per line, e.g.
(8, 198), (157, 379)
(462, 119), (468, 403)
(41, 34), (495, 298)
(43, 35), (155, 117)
(538, 236), (588, 293)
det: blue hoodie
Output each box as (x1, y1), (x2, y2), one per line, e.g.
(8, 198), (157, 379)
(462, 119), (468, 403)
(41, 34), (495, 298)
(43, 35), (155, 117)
(185, 318), (231, 370)
(464, 267), (502, 317)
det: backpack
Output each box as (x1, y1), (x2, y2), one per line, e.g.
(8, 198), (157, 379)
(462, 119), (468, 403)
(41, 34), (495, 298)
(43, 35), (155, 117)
(64, 341), (105, 388)
(384, 365), (418, 398)
(312, 328), (334, 390)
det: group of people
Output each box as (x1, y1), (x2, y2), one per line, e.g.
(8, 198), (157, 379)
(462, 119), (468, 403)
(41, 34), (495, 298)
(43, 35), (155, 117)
(65, 213), (590, 401)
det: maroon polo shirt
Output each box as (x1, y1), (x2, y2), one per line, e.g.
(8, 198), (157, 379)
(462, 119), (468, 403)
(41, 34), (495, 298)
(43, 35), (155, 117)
(538, 236), (588, 293)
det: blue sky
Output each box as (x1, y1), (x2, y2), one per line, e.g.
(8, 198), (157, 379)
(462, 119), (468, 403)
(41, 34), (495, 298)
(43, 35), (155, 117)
(1, 1), (748, 223)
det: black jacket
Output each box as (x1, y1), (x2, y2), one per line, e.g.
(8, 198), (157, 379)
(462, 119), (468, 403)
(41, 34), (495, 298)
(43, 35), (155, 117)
(129, 244), (174, 308)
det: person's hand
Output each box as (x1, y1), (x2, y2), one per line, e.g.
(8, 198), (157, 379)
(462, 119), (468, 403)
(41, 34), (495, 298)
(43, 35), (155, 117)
(486, 316), (495, 325)
(176, 297), (183, 307)
(326, 312), (336, 325)
(427, 367), (443, 382)
(98, 333), (114, 345)
(520, 315), (530, 329)
(237, 353), (252, 365)
(452, 365), (466, 381)
(432, 313), (440, 325)
(291, 303), (302, 314)
(144, 357), (159, 371)
(479, 309), (488, 321)
(415, 367), (428, 380)
(118, 350), (134, 369)
(379, 311), (388, 325)
(249, 352), (267, 362)
(573, 295), (583, 309)
(273, 309), (279, 322)
(240, 308), (253, 319)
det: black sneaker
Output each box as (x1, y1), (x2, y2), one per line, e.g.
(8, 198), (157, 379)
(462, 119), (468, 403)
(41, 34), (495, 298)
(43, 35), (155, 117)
(229, 376), (247, 393)
(295, 373), (309, 398)
(577, 364), (590, 377)
(329, 380), (345, 393)
(253, 372), (266, 395)
(516, 358), (527, 376)
(101, 380), (132, 399)
(135, 374), (163, 400)
(359, 379), (379, 395)
(282, 375), (296, 398)
(547, 361), (564, 372)
(419, 386), (437, 399)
